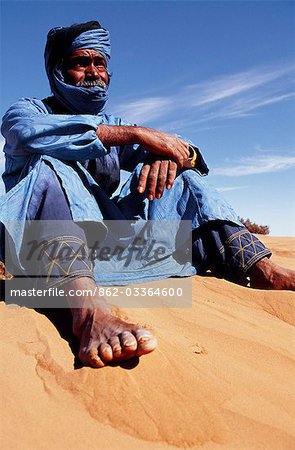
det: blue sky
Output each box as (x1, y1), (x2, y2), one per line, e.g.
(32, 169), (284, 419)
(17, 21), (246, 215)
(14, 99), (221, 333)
(1, 1), (294, 235)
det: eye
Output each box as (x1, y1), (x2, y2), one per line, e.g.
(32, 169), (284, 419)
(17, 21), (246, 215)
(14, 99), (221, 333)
(70, 57), (89, 68)
(93, 57), (107, 69)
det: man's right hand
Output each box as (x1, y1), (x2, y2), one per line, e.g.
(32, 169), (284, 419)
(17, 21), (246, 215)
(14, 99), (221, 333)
(97, 125), (190, 168)
(135, 127), (190, 168)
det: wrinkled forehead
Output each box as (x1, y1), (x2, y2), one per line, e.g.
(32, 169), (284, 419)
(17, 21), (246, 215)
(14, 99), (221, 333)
(67, 49), (105, 59)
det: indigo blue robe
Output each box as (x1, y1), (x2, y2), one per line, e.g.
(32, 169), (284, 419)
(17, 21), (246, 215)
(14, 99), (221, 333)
(0, 97), (242, 285)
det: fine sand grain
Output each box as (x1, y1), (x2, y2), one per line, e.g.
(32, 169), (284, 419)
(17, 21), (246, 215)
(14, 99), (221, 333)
(1, 236), (295, 449)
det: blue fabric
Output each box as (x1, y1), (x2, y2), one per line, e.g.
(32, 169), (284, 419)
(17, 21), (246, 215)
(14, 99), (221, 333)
(1, 98), (128, 192)
(48, 67), (109, 115)
(17, 165), (95, 287)
(45, 28), (111, 114)
(0, 157), (242, 285)
(12, 167), (270, 288)
(1, 98), (206, 193)
(69, 29), (111, 62)
(192, 222), (271, 281)
(0, 97), (243, 285)
(0, 162), (242, 285)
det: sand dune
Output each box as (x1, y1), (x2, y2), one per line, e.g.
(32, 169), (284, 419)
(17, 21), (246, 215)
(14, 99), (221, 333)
(1, 236), (295, 449)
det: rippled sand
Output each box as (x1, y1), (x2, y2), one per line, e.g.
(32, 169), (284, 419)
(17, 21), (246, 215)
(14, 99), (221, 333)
(1, 236), (294, 449)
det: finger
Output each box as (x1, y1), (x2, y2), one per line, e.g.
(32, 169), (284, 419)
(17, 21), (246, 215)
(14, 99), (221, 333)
(145, 143), (185, 168)
(172, 150), (186, 169)
(137, 163), (151, 194)
(178, 142), (190, 165)
(147, 160), (161, 200)
(155, 160), (169, 199)
(152, 138), (186, 166)
(183, 141), (190, 158)
(166, 161), (177, 190)
(179, 141), (191, 161)
(171, 140), (189, 161)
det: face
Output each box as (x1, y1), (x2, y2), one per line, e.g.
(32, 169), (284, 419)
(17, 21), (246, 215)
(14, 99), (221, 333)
(62, 49), (109, 89)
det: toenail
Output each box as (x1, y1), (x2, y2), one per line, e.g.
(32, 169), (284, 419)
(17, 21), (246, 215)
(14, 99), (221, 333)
(138, 333), (152, 341)
(124, 340), (135, 347)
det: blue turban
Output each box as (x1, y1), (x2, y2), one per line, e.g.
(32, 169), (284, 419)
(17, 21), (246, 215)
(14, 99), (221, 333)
(45, 27), (111, 115)
(69, 29), (111, 62)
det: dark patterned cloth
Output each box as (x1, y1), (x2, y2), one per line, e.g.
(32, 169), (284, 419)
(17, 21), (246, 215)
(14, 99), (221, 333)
(38, 235), (93, 288)
(192, 222), (271, 282)
(3, 160), (271, 288)
(37, 221), (271, 287)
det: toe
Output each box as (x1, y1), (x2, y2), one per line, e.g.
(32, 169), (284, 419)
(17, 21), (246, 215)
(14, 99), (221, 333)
(120, 331), (137, 354)
(79, 346), (105, 368)
(133, 329), (157, 356)
(99, 342), (113, 362)
(109, 336), (123, 359)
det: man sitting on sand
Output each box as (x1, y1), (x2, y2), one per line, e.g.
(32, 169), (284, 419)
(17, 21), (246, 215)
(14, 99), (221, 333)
(1, 20), (294, 368)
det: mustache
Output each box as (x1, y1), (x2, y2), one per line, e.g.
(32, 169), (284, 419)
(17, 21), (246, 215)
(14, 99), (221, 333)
(76, 79), (108, 89)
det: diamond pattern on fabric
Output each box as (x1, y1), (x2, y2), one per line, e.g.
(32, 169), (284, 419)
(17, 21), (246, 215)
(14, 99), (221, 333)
(40, 236), (93, 287)
(224, 229), (271, 276)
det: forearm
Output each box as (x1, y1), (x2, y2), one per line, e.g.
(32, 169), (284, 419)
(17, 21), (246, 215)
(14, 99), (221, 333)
(97, 124), (147, 147)
(97, 125), (190, 166)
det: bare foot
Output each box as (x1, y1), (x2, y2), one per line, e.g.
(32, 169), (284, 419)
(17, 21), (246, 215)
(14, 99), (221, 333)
(65, 276), (157, 367)
(248, 257), (295, 291)
(72, 306), (157, 368)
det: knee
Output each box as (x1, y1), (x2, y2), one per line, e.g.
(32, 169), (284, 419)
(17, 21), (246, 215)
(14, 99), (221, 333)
(41, 164), (64, 194)
(28, 163), (71, 220)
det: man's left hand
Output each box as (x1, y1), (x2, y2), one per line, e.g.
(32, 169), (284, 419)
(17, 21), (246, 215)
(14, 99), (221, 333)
(137, 156), (178, 200)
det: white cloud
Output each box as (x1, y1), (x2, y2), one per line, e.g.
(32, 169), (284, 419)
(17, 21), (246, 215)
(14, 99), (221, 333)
(184, 64), (293, 107)
(113, 97), (173, 124)
(203, 91), (295, 122)
(212, 155), (295, 177)
(216, 185), (248, 192)
(111, 60), (295, 129)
